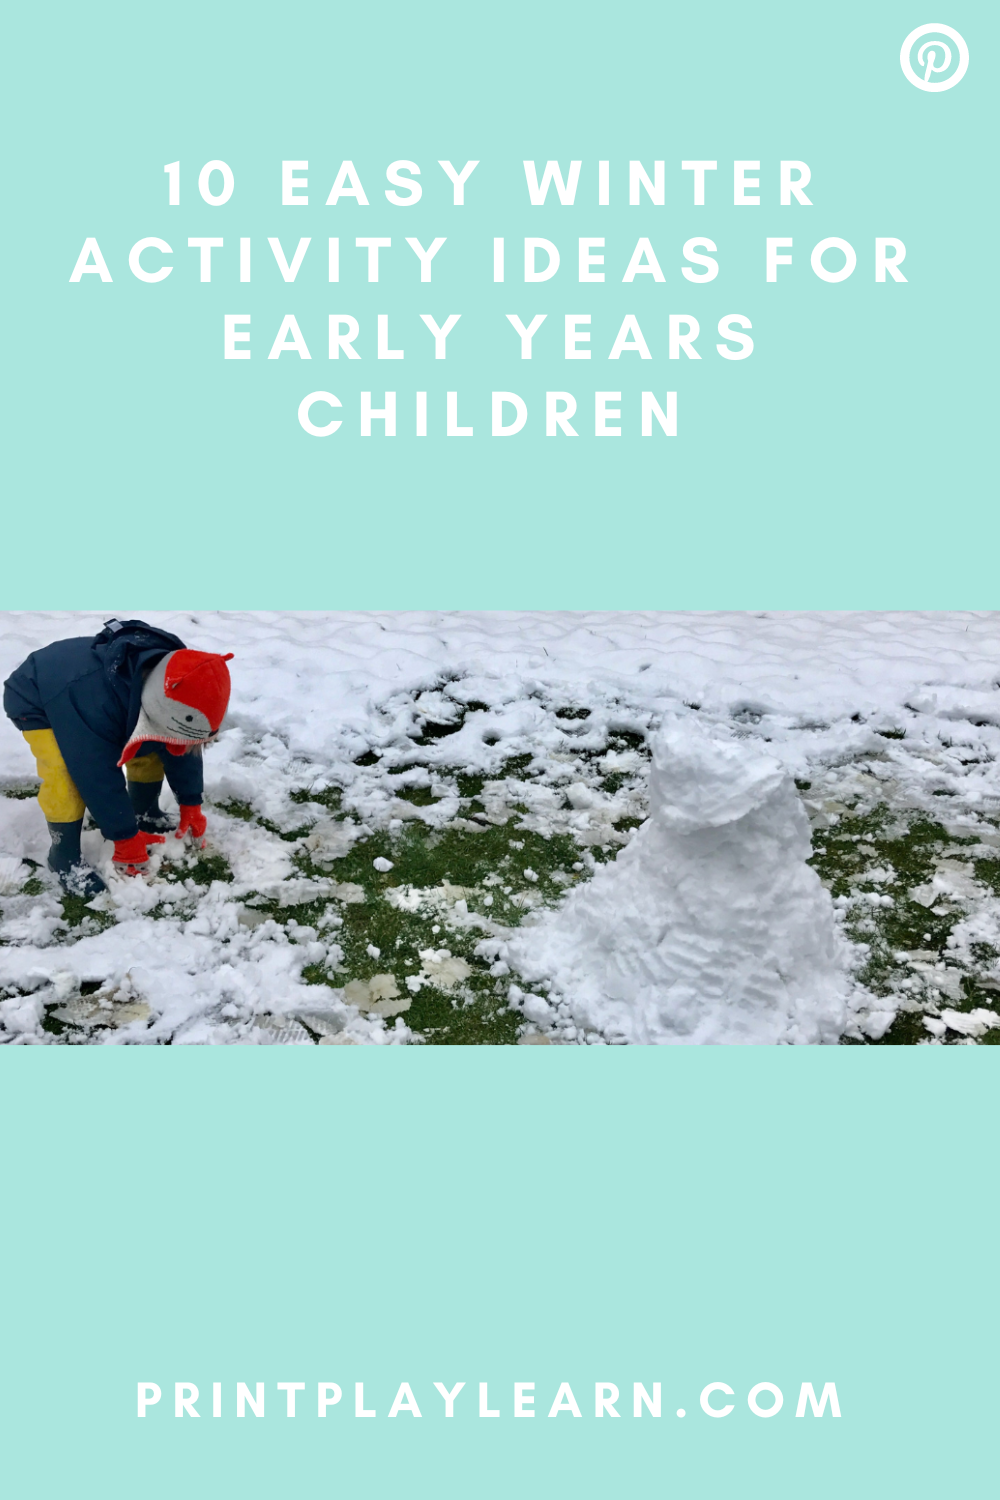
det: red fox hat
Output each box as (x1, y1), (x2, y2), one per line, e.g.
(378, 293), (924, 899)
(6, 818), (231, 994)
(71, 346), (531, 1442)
(119, 650), (234, 765)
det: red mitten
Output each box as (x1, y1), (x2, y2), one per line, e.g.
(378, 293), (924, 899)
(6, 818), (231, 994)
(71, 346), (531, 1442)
(176, 804), (207, 846)
(113, 830), (166, 874)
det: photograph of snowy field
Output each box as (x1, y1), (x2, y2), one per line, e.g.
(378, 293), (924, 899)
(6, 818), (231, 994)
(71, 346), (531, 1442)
(3, 610), (1000, 1047)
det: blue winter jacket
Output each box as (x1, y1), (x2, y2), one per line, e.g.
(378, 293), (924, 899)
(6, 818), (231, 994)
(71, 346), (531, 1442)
(3, 619), (205, 840)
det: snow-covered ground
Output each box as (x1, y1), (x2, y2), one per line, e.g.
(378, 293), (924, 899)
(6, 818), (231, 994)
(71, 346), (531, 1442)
(3, 611), (1000, 1045)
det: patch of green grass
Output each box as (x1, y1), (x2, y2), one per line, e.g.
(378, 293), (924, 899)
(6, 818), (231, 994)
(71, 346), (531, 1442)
(310, 818), (579, 920)
(808, 802), (1000, 1044)
(291, 785), (343, 813)
(2, 786), (39, 800)
(400, 982), (523, 1045)
(237, 761), (618, 1044)
(395, 786), (439, 807)
(188, 852), (234, 886)
(501, 753), (535, 775)
(292, 813), (583, 1039)
(59, 894), (116, 931)
(607, 730), (646, 752)
(161, 849), (234, 887)
(972, 859), (1000, 897)
(216, 799), (255, 821)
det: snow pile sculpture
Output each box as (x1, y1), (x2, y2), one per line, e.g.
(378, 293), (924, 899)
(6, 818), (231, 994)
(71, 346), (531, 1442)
(507, 716), (866, 1044)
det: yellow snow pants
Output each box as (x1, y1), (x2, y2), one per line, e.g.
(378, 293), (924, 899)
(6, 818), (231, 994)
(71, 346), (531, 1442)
(22, 729), (163, 822)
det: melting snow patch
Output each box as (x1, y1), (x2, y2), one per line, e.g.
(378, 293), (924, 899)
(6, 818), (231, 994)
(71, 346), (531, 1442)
(343, 974), (410, 1017)
(418, 949), (473, 990)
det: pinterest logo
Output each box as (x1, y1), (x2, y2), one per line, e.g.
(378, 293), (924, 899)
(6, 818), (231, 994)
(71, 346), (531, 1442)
(900, 23), (969, 91)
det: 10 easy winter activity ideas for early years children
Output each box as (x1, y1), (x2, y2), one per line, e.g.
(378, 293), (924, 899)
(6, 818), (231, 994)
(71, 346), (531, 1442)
(67, 155), (907, 439)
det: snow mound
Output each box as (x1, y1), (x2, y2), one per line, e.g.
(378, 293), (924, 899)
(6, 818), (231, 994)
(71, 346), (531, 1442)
(0, 798), (49, 864)
(507, 717), (867, 1044)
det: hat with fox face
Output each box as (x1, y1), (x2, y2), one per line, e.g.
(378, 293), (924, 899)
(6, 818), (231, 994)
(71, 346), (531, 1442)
(118, 650), (234, 765)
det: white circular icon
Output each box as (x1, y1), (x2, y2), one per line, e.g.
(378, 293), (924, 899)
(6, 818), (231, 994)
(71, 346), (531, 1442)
(900, 23), (969, 90)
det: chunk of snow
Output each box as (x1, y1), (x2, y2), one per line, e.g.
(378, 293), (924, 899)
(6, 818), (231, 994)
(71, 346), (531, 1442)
(938, 1007), (1000, 1038)
(0, 855), (29, 894)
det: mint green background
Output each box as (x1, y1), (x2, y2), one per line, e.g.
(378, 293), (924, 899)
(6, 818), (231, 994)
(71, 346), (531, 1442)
(3, 0), (996, 607)
(1, 1049), (997, 1500)
(4, 6), (999, 1496)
